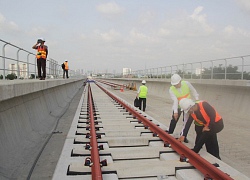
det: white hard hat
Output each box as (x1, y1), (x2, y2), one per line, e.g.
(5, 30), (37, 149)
(142, 80), (146, 84)
(179, 98), (195, 113)
(171, 74), (181, 85)
(38, 37), (45, 42)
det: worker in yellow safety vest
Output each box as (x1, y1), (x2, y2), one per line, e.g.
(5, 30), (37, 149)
(32, 37), (48, 80)
(136, 80), (148, 112)
(168, 74), (199, 143)
(178, 98), (224, 159)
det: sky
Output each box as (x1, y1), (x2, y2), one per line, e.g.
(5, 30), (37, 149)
(1, 0), (250, 74)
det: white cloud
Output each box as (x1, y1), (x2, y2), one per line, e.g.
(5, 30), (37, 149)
(158, 28), (171, 37)
(29, 27), (48, 37)
(138, 10), (155, 25)
(236, 0), (250, 13)
(0, 13), (6, 23)
(128, 28), (159, 45)
(96, 2), (124, 15)
(224, 25), (235, 35)
(224, 25), (250, 38)
(189, 6), (214, 35)
(94, 29), (121, 42)
(99, 29), (122, 42)
(0, 13), (19, 32)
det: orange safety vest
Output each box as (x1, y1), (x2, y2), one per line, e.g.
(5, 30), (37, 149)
(64, 62), (69, 70)
(36, 46), (47, 59)
(191, 101), (222, 126)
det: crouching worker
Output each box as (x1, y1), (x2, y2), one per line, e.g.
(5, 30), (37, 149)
(178, 98), (224, 159)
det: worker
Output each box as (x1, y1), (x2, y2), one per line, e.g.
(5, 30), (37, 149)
(63, 60), (69, 79)
(136, 80), (148, 112)
(178, 98), (224, 159)
(168, 74), (199, 143)
(32, 37), (48, 80)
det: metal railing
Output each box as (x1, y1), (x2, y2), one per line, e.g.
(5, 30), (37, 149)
(0, 39), (78, 80)
(107, 55), (250, 80)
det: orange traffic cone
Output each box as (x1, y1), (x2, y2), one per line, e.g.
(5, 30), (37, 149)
(120, 86), (124, 92)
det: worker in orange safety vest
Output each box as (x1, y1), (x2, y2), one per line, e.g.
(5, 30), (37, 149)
(178, 98), (224, 159)
(63, 60), (69, 79)
(32, 37), (48, 80)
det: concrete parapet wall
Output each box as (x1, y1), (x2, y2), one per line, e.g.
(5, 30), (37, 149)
(103, 78), (250, 120)
(0, 79), (84, 180)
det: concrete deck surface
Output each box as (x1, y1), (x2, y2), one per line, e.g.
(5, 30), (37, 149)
(0, 78), (249, 179)
(107, 78), (250, 178)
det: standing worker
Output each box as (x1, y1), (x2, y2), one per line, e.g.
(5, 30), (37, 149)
(178, 98), (224, 159)
(32, 37), (48, 80)
(137, 80), (148, 112)
(168, 74), (199, 143)
(63, 60), (69, 79)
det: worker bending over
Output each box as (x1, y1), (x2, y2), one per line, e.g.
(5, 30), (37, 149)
(179, 98), (224, 159)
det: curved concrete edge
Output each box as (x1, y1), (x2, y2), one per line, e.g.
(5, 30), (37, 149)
(0, 79), (83, 102)
(102, 78), (250, 117)
(110, 77), (250, 86)
(0, 78), (85, 180)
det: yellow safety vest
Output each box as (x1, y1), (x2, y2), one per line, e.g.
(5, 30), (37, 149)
(170, 81), (191, 100)
(139, 85), (148, 98)
(170, 81), (191, 108)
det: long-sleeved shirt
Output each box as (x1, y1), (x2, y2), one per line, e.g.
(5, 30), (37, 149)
(182, 101), (221, 137)
(169, 81), (199, 113)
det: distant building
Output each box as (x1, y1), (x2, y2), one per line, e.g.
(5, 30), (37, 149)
(9, 63), (28, 78)
(123, 68), (131, 76)
(195, 68), (204, 75)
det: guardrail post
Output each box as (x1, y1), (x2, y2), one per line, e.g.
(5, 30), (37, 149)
(191, 63), (193, 79)
(182, 63), (185, 79)
(17, 48), (23, 79)
(2, 42), (9, 80)
(241, 57), (244, 80)
(211, 60), (214, 79)
(200, 62), (202, 80)
(225, 59), (227, 80)
(27, 53), (32, 79)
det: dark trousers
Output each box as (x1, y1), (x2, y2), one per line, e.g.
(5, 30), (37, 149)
(193, 120), (224, 159)
(168, 108), (183, 134)
(138, 98), (146, 111)
(37, 58), (46, 78)
(63, 70), (69, 78)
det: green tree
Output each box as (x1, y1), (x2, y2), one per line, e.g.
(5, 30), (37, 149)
(30, 74), (35, 79)
(6, 73), (16, 80)
(202, 64), (242, 80)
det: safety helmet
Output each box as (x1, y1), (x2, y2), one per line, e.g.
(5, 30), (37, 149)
(142, 80), (146, 84)
(38, 37), (45, 42)
(171, 74), (181, 85)
(179, 98), (195, 113)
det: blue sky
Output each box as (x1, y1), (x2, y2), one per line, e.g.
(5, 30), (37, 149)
(1, 0), (250, 73)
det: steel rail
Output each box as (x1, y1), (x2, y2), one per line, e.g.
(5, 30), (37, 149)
(87, 84), (103, 180)
(96, 79), (124, 88)
(95, 82), (233, 180)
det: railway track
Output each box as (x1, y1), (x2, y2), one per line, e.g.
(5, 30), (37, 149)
(53, 81), (236, 180)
